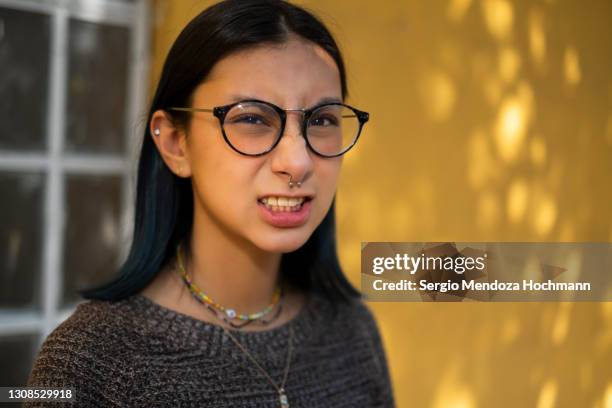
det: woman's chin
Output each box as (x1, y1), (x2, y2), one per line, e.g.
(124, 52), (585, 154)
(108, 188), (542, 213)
(252, 233), (310, 254)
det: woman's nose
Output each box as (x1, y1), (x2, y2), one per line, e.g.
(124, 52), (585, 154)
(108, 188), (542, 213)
(269, 114), (314, 183)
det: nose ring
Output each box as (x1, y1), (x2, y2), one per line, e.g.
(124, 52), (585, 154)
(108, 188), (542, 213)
(288, 175), (302, 188)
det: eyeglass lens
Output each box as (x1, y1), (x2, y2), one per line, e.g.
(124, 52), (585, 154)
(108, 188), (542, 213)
(223, 101), (360, 156)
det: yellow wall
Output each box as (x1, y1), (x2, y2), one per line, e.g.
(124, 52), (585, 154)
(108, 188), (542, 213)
(152, 1), (612, 406)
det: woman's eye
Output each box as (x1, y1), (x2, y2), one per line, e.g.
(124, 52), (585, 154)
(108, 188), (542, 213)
(232, 115), (267, 125)
(309, 115), (338, 127)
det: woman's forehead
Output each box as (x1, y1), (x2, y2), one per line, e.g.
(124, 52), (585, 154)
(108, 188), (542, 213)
(197, 38), (342, 106)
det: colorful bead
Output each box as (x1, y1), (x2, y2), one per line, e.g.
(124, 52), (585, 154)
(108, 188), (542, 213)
(175, 242), (281, 322)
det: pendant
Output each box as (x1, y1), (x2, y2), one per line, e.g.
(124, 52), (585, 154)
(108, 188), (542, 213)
(279, 388), (289, 407)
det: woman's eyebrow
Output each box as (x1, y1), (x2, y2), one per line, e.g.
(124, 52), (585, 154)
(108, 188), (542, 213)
(227, 93), (259, 103)
(226, 94), (343, 107)
(315, 96), (343, 105)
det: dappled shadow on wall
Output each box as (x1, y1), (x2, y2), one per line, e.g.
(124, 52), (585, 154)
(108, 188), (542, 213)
(335, 0), (612, 245)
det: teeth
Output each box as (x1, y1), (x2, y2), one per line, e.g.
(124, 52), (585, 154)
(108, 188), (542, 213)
(260, 196), (306, 211)
(261, 196), (305, 206)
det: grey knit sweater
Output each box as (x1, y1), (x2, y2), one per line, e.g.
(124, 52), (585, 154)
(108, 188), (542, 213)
(26, 291), (395, 407)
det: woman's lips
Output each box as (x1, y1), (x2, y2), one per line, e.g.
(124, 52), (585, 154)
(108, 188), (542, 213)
(257, 198), (312, 228)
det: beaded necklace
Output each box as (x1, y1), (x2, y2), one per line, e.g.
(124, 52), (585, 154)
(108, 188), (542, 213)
(175, 242), (283, 328)
(175, 242), (294, 406)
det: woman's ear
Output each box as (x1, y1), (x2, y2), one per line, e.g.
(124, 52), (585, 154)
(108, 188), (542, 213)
(149, 110), (192, 178)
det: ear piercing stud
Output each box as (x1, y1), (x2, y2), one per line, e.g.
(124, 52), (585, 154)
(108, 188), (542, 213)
(153, 128), (160, 136)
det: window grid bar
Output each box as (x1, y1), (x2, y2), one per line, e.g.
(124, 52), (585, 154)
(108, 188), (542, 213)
(62, 156), (128, 174)
(40, 7), (68, 340)
(0, 307), (74, 335)
(0, 153), (129, 174)
(0, 0), (136, 26)
(0, 154), (48, 171)
(0, 313), (41, 336)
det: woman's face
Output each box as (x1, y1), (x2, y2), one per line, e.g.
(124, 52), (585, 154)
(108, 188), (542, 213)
(180, 37), (343, 253)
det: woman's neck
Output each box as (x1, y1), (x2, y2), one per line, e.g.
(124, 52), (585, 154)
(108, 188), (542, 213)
(184, 217), (283, 314)
(139, 200), (309, 331)
(139, 228), (305, 332)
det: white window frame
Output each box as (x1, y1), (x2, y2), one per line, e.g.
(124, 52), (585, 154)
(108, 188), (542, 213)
(0, 0), (150, 346)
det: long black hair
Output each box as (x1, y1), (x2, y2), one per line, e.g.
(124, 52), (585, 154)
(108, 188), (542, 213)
(79, 0), (360, 303)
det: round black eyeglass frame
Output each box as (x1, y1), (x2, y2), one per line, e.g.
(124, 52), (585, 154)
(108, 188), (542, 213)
(168, 99), (370, 158)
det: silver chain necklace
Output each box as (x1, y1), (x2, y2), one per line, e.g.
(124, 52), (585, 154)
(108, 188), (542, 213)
(174, 243), (294, 406)
(222, 324), (294, 407)
(180, 277), (294, 406)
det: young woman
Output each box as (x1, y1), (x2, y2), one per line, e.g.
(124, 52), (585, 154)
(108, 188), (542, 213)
(27, 1), (394, 406)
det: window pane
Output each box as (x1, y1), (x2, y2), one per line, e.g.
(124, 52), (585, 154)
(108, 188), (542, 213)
(0, 334), (38, 386)
(65, 19), (129, 154)
(0, 7), (50, 151)
(0, 172), (44, 309)
(62, 175), (122, 307)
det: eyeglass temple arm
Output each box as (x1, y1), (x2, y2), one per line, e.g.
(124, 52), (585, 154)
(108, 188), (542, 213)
(168, 107), (214, 113)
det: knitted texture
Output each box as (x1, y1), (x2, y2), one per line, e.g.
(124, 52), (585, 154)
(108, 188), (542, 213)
(26, 291), (395, 407)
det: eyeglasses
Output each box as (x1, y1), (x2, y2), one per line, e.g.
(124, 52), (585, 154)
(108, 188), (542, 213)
(168, 99), (369, 158)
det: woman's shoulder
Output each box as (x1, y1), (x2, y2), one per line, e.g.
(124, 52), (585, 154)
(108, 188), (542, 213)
(306, 292), (395, 405)
(303, 291), (385, 346)
(314, 291), (381, 328)
(37, 296), (145, 352)
(25, 297), (144, 406)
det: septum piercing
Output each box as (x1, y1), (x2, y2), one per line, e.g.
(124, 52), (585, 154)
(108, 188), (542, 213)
(288, 175), (302, 188)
